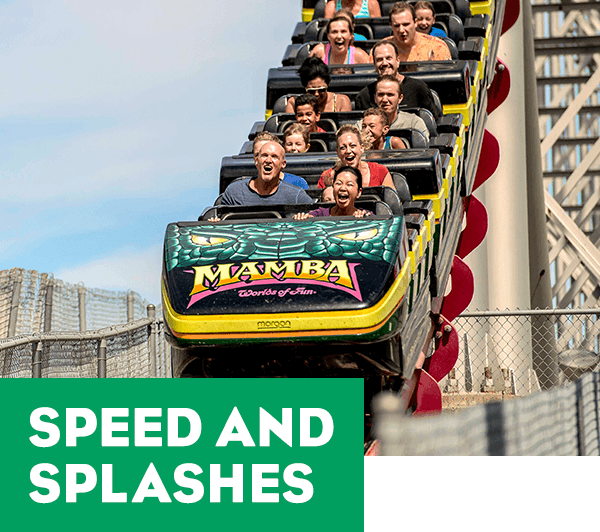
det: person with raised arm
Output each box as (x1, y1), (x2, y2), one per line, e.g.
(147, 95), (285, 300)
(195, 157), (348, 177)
(361, 108), (407, 150)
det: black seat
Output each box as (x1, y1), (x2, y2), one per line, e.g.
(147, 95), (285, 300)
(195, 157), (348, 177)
(220, 149), (444, 197)
(273, 95), (297, 115)
(373, 201), (393, 216)
(436, 14), (465, 44)
(430, 90), (443, 117)
(355, 23), (375, 40)
(390, 173), (412, 203)
(312, 0), (327, 20)
(408, 0), (455, 15)
(266, 62), (472, 112)
(277, 120), (295, 134)
(295, 43), (312, 65)
(381, 186), (405, 215)
(388, 128), (428, 149)
(399, 107), (438, 137)
(307, 139), (329, 152)
(316, 24), (374, 42)
(441, 36), (458, 59)
(297, 186), (404, 216)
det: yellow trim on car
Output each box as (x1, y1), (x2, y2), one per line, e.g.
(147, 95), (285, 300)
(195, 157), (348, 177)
(413, 189), (446, 221)
(470, 0), (494, 18)
(443, 95), (474, 127)
(302, 8), (314, 23)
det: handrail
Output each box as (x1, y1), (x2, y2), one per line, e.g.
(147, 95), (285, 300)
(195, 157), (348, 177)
(460, 308), (600, 318)
(0, 317), (155, 350)
(0, 315), (166, 378)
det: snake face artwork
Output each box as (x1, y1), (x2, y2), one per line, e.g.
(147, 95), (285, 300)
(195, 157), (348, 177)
(163, 217), (406, 315)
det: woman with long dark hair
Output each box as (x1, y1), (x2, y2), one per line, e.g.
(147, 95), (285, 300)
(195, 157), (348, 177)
(285, 57), (352, 113)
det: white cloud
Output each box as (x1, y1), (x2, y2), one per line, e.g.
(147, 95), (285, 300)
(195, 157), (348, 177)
(55, 244), (163, 304)
(2, 120), (195, 202)
(0, 0), (299, 116)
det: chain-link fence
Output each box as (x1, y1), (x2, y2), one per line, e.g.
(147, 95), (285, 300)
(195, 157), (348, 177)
(0, 268), (155, 337)
(0, 306), (172, 379)
(440, 309), (600, 411)
(374, 371), (600, 455)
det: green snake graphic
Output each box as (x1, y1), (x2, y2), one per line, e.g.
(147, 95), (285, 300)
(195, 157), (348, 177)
(165, 218), (403, 271)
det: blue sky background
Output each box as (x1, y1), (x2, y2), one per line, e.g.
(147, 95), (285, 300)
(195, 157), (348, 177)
(1, 0), (300, 304)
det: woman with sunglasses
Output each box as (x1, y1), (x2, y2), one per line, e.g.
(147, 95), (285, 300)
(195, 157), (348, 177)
(285, 57), (352, 113)
(310, 16), (370, 67)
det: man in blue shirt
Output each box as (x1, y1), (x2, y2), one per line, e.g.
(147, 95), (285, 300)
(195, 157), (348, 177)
(221, 141), (313, 206)
(252, 132), (309, 189)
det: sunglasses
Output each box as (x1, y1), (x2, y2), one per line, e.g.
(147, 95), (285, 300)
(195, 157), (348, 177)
(306, 87), (328, 95)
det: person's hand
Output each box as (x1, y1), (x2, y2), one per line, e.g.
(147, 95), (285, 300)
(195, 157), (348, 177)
(353, 209), (370, 218)
(293, 212), (313, 220)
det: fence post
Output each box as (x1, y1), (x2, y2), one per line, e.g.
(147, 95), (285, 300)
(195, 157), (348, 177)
(463, 333), (473, 392)
(576, 379), (585, 456)
(127, 292), (134, 322)
(32, 341), (42, 378)
(78, 285), (87, 332)
(44, 280), (54, 333)
(8, 271), (22, 338)
(147, 304), (157, 377)
(98, 338), (107, 378)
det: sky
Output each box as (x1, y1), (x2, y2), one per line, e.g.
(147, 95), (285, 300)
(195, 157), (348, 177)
(0, 0), (301, 305)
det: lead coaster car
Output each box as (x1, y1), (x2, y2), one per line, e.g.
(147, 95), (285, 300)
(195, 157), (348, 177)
(162, 201), (432, 383)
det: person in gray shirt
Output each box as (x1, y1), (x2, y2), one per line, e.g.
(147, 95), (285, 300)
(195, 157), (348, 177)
(220, 141), (313, 206)
(374, 75), (429, 140)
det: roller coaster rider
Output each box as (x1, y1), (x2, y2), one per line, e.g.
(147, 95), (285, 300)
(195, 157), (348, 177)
(324, 0), (381, 19)
(355, 40), (441, 118)
(219, 141), (313, 207)
(383, 2), (451, 62)
(285, 57), (352, 114)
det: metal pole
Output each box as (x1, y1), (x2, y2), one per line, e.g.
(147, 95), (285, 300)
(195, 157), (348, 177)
(98, 338), (107, 378)
(147, 304), (157, 377)
(522, 0), (559, 390)
(78, 286), (87, 332)
(8, 271), (22, 338)
(127, 292), (134, 322)
(44, 280), (54, 333)
(576, 379), (585, 456)
(482, 5), (534, 395)
(32, 341), (43, 378)
(463, 333), (473, 392)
